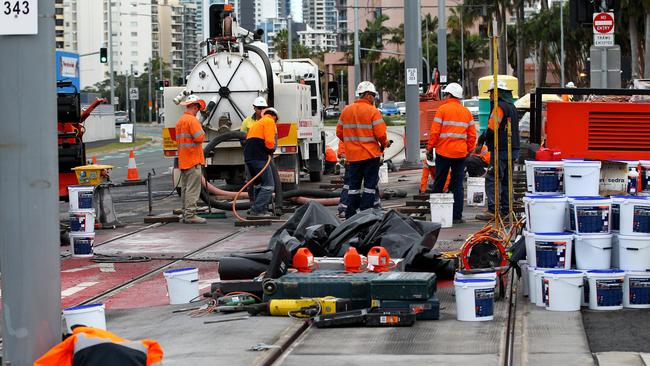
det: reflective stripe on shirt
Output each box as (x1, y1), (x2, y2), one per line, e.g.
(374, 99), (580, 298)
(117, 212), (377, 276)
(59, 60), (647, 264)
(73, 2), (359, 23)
(439, 132), (467, 139)
(344, 136), (377, 142)
(442, 120), (469, 127)
(342, 123), (373, 129)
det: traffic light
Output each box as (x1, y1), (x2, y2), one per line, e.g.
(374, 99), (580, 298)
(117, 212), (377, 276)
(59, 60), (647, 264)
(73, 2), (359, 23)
(99, 47), (108, 63)
(164, 80), (170, 87)
(158, 80), (164, 91)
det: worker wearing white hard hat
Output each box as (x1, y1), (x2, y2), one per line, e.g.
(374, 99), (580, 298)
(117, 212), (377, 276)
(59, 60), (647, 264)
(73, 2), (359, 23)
(426, 82), (476, 223)
(562, 82), (576, 102)
(337, 81), (390, 218)
(240, 96), (269, 134)
(475, 79), (520, 221)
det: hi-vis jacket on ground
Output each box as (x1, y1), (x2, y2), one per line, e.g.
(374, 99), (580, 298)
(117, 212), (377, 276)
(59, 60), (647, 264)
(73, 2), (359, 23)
(34, 326), (163, 366)
(175, 111), (206, 170)
(427, 98), (476, 158)
(336, 99), (388, 162)
(244, 114), (277, 162)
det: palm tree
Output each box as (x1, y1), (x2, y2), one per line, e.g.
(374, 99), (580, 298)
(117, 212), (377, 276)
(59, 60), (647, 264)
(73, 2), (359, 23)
(388, 24), (404, 53)
(358, 13), (391, 80)
(643, 0), (650, 77)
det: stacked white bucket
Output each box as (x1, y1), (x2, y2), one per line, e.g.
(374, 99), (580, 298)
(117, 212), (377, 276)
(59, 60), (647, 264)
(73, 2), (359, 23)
(68, 186), (96, 257)
(523, 159), (650, 311)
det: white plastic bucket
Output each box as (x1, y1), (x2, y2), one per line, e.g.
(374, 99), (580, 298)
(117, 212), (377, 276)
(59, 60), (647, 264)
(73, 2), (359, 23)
(623, 272), (650, 308)
(519, 260), (529, 297)
(69, 210), (95, 233)
(611, 234), (620, 268)
(455, 271), (498, 281)
(568, 197), (611, 234)
(563, 160), (601, 197)
(524, 195), (567, 233)
(379, 163), (389, 184)
(528, 266), (537, 304)
(586, 270), (625, 310)
(430, 193), (454, 228)
(69, 232), (95, 257)
(467, 177), (486, 206)
(163, 267), (199, 304)
(617, 234), (650, 271)
(68, 186), (95, 212)
(525, 160), (564, 195)
(574, 233), (612, 270)
(618, 196), (650, 235)
(535, 268), (552, 307)
(524, 231), (536, 268)
(543, 270), (584, 311)
(63, 304), (106, 333)
(533, 232), (573, 269)
(454, 278), (496, 321)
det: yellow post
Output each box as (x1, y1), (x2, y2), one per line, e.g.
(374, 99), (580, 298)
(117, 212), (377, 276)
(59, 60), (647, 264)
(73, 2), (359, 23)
(491, 20), (501, 229)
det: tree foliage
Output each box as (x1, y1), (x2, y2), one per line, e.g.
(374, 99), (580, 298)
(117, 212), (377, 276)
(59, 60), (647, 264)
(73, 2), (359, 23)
(272, 28), (313, 59)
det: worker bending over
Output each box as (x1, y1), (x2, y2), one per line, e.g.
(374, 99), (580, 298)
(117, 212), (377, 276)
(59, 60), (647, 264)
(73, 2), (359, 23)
(324, 145), (338, 175)
(427, 82), (476, 224)
(176, 95), (207, 224)
(475, 80), (520, 221)
(240, 97), (268, 133)
(244, 108), (279, 217)
(336, 81), (389, 219)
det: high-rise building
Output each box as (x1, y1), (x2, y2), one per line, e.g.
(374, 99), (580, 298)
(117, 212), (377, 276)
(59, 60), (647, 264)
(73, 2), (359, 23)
(55, 0), (65, 49)
(238, 0), (255, 31)
(62, 0), (78, 51)
(302, 0), (336, 31)
(298, 25), (337, 52)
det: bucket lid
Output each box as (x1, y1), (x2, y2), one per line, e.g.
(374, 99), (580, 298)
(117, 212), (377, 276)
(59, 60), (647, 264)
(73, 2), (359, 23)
(164, 267), (197, 275)
(575, 233), (613, 239)
(568, 196), (608, 200)
(625, 271), (650, 276)
(587, 269), (625, 274)
(544, 269), (582, 275)
(63, 303), (104, 312)
(454, 278), (496, 283)
(524, 195), (566, 199)
(525, 160), (563, 165)
(534, 232), (573, 236)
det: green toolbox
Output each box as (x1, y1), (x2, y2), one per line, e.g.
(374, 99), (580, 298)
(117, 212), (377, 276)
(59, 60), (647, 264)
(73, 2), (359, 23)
(369, 272), (437, 300)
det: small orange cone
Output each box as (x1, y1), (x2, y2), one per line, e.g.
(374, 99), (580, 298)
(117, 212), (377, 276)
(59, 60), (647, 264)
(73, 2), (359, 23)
(126, 150), (140, 181)
(92, 155), (97, 164)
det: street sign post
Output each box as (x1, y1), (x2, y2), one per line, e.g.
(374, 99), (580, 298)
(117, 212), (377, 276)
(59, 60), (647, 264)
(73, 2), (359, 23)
(129, 87), (139, 100)
(593, 12), (614, 48)
(406, 68), (418, 85)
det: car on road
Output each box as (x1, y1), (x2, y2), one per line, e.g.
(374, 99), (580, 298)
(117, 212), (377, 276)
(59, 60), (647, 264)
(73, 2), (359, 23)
(379, 101), (399, 116)
(115, 111), (130, 125)
(462, 98), (479, 122)
(324, 106), (340, 119)
(395, 101), (406, 115)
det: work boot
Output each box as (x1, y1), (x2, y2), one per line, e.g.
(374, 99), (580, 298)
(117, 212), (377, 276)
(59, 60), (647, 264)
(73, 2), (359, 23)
(183, 215), (207, 224)
(249, 211), (273, 219)
(475, 211), (494, 221)
(173, 208), (183, 215)
(453, 218), (465, 224)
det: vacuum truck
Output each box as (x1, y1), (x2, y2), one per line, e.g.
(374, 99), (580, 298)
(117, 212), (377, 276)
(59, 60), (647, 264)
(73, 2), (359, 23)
(162, 4), (327, 199)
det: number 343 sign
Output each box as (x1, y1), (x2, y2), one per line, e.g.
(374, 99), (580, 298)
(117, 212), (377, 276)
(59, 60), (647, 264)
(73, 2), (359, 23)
(1, 1), (37, 35)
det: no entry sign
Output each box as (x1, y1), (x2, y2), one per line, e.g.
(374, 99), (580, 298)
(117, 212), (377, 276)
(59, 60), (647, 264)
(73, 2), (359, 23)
(593, 12), (614, 34)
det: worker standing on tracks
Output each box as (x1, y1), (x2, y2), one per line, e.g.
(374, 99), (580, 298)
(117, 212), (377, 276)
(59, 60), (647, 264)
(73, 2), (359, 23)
(240, 97), (268, 134)
(244, 108), (279, 217)
(337, 81), (390, 219)
(427, 82), (476, 224)
(324, 145), (338, 175)
(176, 95), (208, 224)
(475, 80), (520, 221)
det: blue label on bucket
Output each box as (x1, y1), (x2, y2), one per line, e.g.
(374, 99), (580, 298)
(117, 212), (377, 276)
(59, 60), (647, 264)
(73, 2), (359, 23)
(534, 167), (563, 192)
(612, 204), (620, 231)
(633, 206), (650, 233)
(78, 191), (93, 209)
(535, 241), (567, 268)
(584, 277), (590, 303)
(629, 277), (650, 305)
(572, 205), (610, 233)
(70, 215), (87, 232)
(73, 238), (93, 255)
(474, 288), (494, 318)
(596, 278), (623, 307)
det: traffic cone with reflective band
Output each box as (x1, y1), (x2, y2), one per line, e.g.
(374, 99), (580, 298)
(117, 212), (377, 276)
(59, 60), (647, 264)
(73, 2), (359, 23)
(92, 155), (97, 164)
(367, 246), (392, 273)
(344, 247), (363, 273)
(293, 248), (315, 273)
(126, 150), (140, 181)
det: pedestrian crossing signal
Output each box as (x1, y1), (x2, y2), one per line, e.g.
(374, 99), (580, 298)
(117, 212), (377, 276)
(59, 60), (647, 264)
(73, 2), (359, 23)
(99, 47), (108, 63)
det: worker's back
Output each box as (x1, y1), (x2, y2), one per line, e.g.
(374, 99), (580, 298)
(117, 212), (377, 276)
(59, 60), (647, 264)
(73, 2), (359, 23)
(336, 99), (387, 162)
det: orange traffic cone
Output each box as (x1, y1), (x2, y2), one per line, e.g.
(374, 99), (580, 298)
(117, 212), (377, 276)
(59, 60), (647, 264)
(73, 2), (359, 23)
(92, 155), (97, 164)
(126, 150), (140, 181)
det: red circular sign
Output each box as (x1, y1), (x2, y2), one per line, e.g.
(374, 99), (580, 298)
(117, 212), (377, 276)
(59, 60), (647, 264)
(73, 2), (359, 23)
(594, 12), (614, 34)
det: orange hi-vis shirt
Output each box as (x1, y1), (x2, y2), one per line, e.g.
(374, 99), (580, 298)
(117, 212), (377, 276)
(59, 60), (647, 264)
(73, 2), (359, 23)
(337, 139), (346, 159)
(427, 98), (476, 158)
(244, 114), (277, 162)
(477, 145), (491, 164)
(34, 326), (163, 366)
(325, 146), (337, 162)
(336, 99), (388, 163)
(175, 111), (205, 170)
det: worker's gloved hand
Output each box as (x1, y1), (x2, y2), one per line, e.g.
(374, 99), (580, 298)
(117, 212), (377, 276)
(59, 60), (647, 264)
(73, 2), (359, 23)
(426, 150), (434, 162)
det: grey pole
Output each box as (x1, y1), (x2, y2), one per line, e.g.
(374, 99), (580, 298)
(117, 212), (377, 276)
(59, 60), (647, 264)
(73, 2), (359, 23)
(403, 0), (421, 169)
(288, 14), (293, 59)
(148, 57), (152, 123)
(437, 0), (447, 82)
(131, 64), (137, 140)
(425, 15), (430, 84)
(158, 26), (163, 123)
(461, 6), (464, 93)
(340, 69), (344, 104)
(560, 0), (565, 88)
(0, 0), (61, 362)
(126, 71), (130, 117)
(353, 0), (360, 86)
(108, 0), (115, 107)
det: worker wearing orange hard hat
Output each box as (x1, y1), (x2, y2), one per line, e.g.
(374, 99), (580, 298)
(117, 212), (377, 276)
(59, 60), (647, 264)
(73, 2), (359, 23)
(427, 82), (476, 224)
(336, 81), (390, 218)
(176, 95), (207, 224)
(34, 326), (163, 366)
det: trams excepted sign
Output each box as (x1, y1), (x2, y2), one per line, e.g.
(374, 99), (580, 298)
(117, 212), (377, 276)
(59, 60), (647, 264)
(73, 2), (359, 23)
(0, 1), (37, 35)
(593, 12), (614, 47)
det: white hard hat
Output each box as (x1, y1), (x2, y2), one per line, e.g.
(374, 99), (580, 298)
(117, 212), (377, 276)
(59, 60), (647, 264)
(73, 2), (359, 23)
(356, 81), (378, 96)
(179, 95), (206, 110)
(565, 82), (576, 88)
(263, 107), (279, 118)
(485, 79), (511, 92)
(442, 82), (463, 99)
(253, 96), (268, 108)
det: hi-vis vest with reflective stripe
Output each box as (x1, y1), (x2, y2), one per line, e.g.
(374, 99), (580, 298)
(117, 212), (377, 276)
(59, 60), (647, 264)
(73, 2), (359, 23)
(34, 326), (163, 366)
(336, 99), (388, 163)
(175, 111), (205, 170)
(426, 98), (476, 159)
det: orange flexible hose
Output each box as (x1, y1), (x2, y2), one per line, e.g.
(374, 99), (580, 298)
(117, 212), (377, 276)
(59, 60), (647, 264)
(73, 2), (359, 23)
(231, 155), (287, 223)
